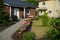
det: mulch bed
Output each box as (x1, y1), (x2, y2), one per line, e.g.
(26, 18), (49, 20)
(13, 30), (23, 40)
(12, 22), (32, 40)
(12, 17), (33, 40)
(12, 29), (30, 40)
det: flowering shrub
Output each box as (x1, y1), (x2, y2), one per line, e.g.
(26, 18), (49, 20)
(22, 21), (30, 26)
(25, 18), (32, 22)
(21, 18), (32, 31)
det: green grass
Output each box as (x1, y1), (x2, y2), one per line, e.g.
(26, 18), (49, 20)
(31, 19), (51, 40)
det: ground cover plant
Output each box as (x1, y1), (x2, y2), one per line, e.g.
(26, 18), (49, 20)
(23, 31), (35, 40)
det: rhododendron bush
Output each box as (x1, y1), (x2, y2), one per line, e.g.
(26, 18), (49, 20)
(22, 21), (30, 26)
(20, 18), (32, 31)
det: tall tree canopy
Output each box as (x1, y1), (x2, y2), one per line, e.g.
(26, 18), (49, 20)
(24, 0), (38, 7)
(0, 0), (3, 11)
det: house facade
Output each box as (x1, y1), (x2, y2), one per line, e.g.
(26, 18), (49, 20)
(3, 0), (36, 20)
(37, 0), (60, 18)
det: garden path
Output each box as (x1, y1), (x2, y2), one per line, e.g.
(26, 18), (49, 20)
(0, 19), (24, 40)
(31, 20), (51, 40)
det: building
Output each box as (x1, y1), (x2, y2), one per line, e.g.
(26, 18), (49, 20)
(3, 0), (36, 20)
(37, 0), (60, 18)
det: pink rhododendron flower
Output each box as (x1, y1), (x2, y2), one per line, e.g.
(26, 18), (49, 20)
(22, 21), (30, 25)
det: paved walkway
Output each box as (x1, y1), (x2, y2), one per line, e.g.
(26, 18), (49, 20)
(0, 19), (24, 40)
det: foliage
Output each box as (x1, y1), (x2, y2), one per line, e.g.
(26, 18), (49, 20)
(0, 0), (3, 8)
(40, 12), (50, 26)
(23, 32), (35, 40)
(0, 0), (9, 26)
(47, 18), (60, 40)
(44, 17), (60, 26)
(2, 19), (8, 26)
(12, 15), (18, 21)
(47, 18), (56, 26)
(47, 27), (60, 40)
(0, 0), (4, 18)
(53, 18), (60, 27)
(24, 0), (38, 6)
(0, 12), (9, 26)
(22, 21), (30, 27)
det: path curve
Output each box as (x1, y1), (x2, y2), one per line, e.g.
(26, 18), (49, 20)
(0, 19), (24, 40)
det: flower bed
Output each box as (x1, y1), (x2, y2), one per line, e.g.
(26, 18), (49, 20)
(13, 18), (33, 40)
(20, 18), (32, 31)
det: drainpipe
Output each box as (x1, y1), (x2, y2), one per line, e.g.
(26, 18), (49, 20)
(24, 8), (26, 18)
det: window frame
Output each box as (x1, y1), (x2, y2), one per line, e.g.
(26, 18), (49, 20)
(25, 9), (30, 15)
(42, 2), (45, 6)
(48, 11), (52, 14)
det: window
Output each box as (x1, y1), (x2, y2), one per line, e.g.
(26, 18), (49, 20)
(58, 0), (60, 5)
(42, 2), (45, 5)
(40, 10), (45, 13)
(25, 9), (30, 15)
(40, 11), (43, 13)
(48, 11), (52, 14)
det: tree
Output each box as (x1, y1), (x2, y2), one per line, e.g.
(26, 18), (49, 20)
(24, 0), (38, 7)
(0, 0), (3, 11)
(0, 0), (9, 26)
(0, 0), (4, 24)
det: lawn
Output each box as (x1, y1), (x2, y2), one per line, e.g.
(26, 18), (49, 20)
(31, 19), (51, 40)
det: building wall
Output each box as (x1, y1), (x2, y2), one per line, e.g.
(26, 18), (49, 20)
(38, 1), (55, 17)
(30, 8), (35, 17)
(3, 5), (36, 19)
(3, 5), (10, 15)
(38, 0), (60, 18)
(3, 6), (23, 19)
(54, 0), (60, 17)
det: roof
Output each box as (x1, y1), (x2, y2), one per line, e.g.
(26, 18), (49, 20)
(36, 0), (49, 2)
(3, 0), (36, 8)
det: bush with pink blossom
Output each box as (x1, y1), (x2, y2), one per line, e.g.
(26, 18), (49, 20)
(21, 18), (32, 30)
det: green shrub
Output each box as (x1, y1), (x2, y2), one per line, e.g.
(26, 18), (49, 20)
(0, 12), (9, 26)
(46, 18), (60, 40)
(40, 12), (50, 26)
(54, 18), (60, 27)
(47, 27), (60, 40)
(46, 17), (60, 26)
(12, 15), (18, 21)
(0, 1), (9, 26)
(48, 18), (56, 26)
(2, 19), (8, 26)
(23, 32), (35, 40)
